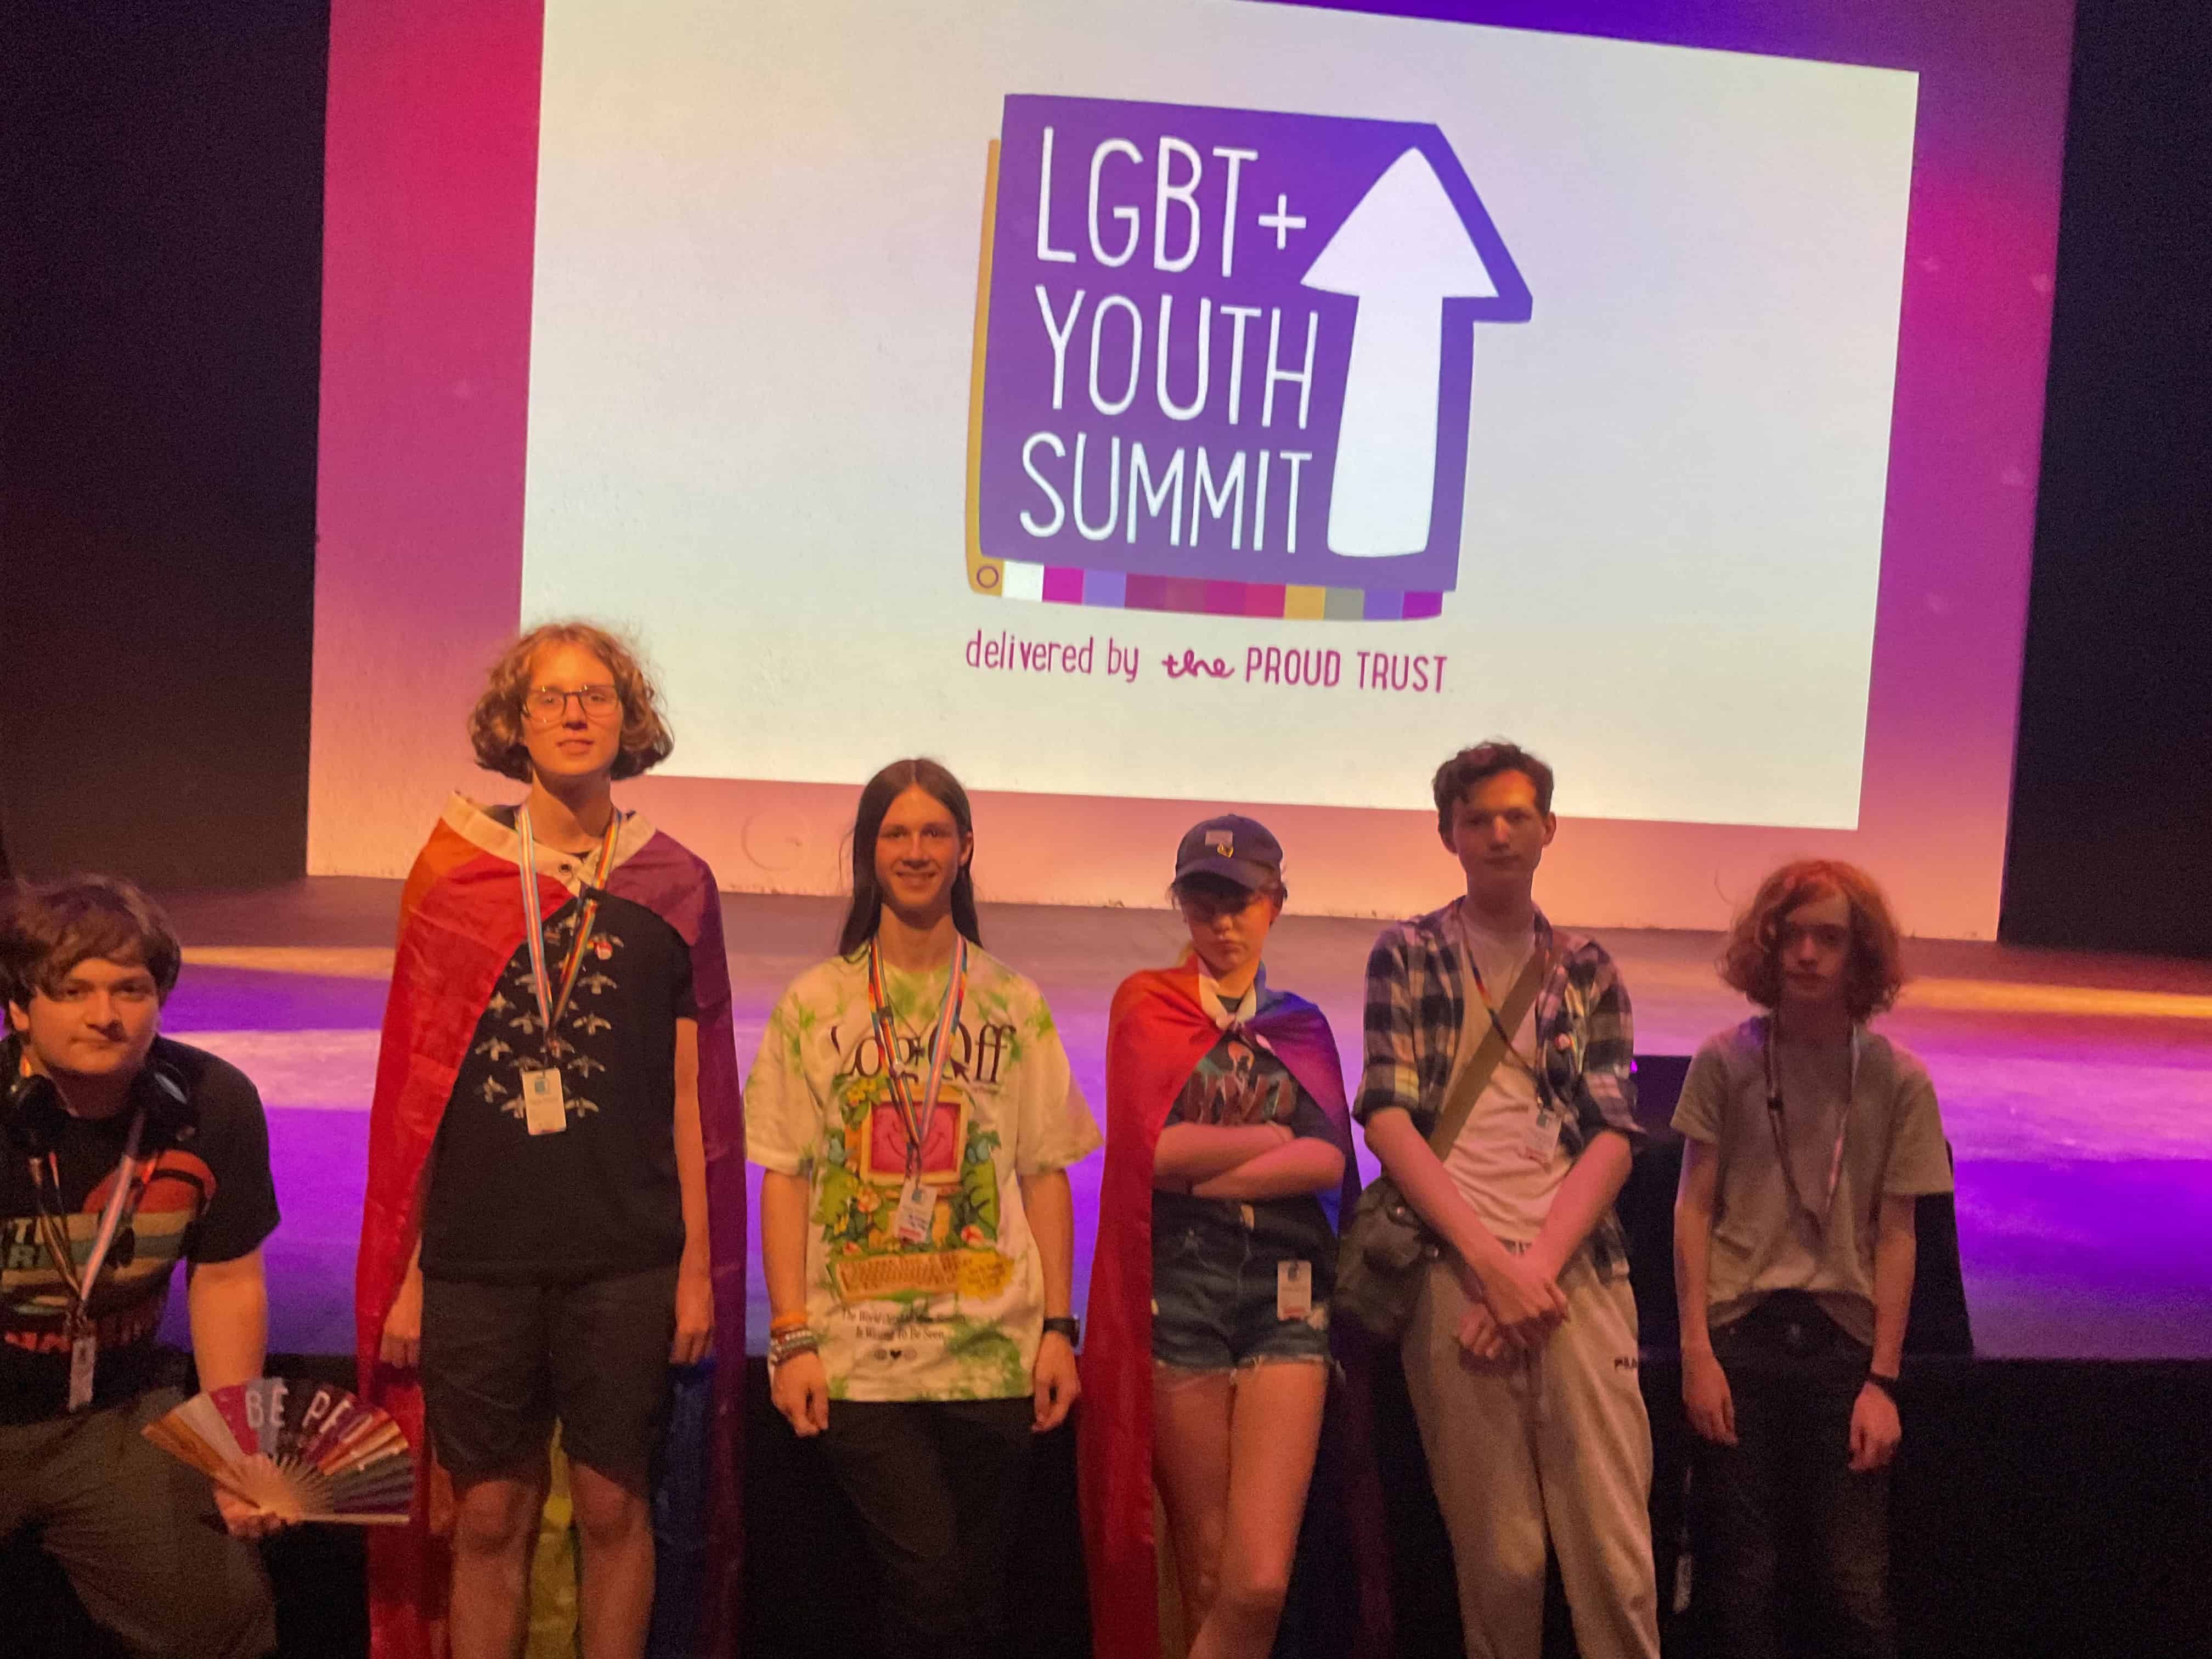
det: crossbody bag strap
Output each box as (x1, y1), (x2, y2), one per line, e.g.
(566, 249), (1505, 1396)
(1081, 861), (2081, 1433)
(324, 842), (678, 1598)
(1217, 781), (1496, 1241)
(1425, 947), (1549, 1158)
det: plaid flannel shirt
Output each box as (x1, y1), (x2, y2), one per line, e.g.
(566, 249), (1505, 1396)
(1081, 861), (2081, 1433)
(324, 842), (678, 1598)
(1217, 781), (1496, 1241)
(1356, 902), (1643, 1280)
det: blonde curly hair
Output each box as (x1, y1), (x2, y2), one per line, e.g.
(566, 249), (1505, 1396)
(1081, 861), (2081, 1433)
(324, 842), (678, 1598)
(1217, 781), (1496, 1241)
(466, 620), (675, 783)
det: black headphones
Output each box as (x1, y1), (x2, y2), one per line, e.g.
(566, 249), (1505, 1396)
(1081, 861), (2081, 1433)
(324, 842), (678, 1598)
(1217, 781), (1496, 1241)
(1, 1033), (196, 1161)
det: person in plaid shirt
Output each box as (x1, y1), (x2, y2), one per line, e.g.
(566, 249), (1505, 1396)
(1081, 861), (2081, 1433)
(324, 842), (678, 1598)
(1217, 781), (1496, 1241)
(1357, 740), (1658, 1659)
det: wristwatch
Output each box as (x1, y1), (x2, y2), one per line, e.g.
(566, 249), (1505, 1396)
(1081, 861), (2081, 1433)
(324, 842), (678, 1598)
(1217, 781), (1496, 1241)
(1863, 1369), (1900, 1402)
(1041, 1316), (1080, 1347)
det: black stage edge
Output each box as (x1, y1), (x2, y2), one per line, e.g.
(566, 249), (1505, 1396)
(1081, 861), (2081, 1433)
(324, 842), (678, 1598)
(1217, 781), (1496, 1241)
(15, 1350), (2208, 1659)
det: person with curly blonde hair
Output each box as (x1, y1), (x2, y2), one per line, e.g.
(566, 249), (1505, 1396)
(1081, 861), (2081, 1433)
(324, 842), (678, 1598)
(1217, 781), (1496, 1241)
(1672, 859), (1953, 1659)
(357, 620), (748, 1659)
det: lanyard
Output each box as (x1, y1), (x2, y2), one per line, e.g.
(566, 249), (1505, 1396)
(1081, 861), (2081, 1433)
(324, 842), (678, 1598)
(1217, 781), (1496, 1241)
(865, 936), (968, 1176)
(1763, 1016), (1859, 1227)
(1457, 908), (1548, 1078)
(515, 807), (623, 1058)
(31, 1108), (149, 1318)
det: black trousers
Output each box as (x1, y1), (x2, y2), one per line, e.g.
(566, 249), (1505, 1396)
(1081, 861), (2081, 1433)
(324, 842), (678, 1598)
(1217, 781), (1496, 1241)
(1691, 1293), (1897, 1659)
(820, 1396), (1034, 1659)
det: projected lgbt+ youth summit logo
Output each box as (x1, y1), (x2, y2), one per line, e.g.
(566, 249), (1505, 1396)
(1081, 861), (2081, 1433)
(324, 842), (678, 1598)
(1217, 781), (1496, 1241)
(967, 95), (1531, 622)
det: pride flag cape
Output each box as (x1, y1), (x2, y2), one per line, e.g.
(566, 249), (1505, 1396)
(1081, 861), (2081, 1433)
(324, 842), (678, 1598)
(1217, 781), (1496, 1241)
(353, 797), (747, 1659)
(1076, 963), (1390, 1659)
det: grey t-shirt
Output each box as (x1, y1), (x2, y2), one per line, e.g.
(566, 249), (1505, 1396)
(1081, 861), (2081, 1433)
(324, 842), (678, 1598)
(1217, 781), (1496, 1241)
(1672, 1017), (1953, 1345)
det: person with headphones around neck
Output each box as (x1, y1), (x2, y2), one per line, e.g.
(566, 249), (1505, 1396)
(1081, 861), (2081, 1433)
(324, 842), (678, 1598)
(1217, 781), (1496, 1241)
(0, 875), (283, 1658)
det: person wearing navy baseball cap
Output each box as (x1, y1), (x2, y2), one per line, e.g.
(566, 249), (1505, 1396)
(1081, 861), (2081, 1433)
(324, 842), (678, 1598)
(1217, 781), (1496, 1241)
(1079, 814), (1369, 1659)
(1171, 815), (1285, 893)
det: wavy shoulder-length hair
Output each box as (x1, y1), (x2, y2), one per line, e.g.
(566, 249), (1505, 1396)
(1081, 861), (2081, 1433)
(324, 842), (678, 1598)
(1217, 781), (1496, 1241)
(1719, 858), (1906, 1023)
(837, 759), (983, 957)
(467, 620), (675, 783)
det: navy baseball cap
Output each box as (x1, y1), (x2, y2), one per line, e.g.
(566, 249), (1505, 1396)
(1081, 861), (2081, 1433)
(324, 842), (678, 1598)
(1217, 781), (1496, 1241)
(1173, 815), (1284, 890)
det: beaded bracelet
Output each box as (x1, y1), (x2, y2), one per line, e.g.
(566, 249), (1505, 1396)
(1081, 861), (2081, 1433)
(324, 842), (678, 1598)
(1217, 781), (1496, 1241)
(768, 1327), (821, 1367)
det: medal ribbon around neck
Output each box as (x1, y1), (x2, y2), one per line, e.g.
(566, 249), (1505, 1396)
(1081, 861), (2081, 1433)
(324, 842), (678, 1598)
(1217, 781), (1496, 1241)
(865, 934), (969, 1177)
(515, 806), (624, 1060)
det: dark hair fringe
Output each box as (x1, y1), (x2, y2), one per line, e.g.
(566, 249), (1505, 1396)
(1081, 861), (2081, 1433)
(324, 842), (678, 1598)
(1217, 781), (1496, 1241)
(1718, 858), (1907, 1023)
(1432, 738), (1556, 834)
(1167, 871), (1290, 909)
(837, 759), (984, 957)
(0, 876), (183, 1007)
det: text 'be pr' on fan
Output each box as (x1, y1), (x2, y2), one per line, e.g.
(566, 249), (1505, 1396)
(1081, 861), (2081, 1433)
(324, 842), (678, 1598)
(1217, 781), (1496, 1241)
(143, 1378), (414, 1525)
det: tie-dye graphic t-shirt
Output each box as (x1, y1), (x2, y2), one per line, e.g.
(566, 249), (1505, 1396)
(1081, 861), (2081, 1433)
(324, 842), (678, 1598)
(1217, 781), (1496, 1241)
(746, 944), (1100, 1402)
(1, 1040), (279, 1424)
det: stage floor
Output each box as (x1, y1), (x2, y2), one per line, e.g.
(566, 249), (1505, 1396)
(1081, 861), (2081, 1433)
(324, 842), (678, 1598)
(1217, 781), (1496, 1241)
(149, 879), (2212, 1363)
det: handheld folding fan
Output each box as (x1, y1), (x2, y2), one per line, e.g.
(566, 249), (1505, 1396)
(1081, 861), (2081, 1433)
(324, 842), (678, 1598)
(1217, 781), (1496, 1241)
(143, 1378), (414, 1525)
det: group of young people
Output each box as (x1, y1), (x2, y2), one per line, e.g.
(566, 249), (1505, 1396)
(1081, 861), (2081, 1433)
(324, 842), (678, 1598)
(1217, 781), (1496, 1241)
(0, 616), (1953, 1659)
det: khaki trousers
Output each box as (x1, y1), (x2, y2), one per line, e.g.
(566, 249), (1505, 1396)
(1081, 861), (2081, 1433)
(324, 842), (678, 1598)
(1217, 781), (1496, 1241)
(1401, 1254), (1660, 1659)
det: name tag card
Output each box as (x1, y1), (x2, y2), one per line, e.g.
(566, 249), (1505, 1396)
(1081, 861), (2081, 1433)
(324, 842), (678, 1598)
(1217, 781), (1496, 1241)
(521, 1069), (568, 1136)
(1277, 1260), (1313, 1322)
(67, 1330), (97, 1412)
(893, 1177), (936, 1245)
(1522, 1102), (1564, 1164)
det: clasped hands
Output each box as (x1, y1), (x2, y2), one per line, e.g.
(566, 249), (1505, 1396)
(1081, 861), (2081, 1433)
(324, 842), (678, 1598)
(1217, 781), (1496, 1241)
(1454, 1246), (1570, 1362)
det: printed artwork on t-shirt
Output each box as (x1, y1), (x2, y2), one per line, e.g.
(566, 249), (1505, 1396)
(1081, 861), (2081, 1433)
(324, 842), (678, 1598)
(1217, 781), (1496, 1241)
(747, 947), (1101, 1403)
(469, 907), (632, 1125)
(2, 1149), (208, 1361)
(1153, 1023), (1338, 1273)
(810, 975), (1031, 1307)
(1169, 1033), (1301, 1130)
(2, 1041), (280, 1424)
(422, 882), (694, 1284)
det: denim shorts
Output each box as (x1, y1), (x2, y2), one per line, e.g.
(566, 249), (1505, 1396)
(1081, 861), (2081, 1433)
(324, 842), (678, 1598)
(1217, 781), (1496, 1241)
(1150, 1213), (1332, 1372)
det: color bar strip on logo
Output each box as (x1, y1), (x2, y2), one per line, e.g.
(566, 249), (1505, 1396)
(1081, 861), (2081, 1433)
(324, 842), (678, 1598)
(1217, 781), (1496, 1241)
(998, 561), (1440, 622)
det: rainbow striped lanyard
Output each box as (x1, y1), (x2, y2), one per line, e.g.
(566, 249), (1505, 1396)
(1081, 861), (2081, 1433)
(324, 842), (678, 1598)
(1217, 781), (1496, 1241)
(864, 935), (968, 1177)
(515, 808), (623, 1059)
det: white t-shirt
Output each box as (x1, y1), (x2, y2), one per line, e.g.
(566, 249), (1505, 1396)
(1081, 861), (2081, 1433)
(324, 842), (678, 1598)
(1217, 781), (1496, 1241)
(745, 943), (1101, 1401)
(1440, 910), (1571, 1244)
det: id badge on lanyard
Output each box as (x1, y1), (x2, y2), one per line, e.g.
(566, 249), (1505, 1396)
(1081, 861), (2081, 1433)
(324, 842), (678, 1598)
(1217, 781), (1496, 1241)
(514, 808), (622, 1136)
(41, 1109), (150, 1412)
(866, 937), (968, 1246)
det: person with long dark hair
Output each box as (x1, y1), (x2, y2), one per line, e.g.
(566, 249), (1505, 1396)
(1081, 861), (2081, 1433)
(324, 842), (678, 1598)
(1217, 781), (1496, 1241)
(1078, 816), (1362, 1659)
(747, 757), (1099, 1659)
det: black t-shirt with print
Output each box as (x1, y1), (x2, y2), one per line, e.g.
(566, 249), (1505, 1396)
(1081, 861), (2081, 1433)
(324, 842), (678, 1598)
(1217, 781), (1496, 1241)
(420, 889), (696, 1284)
(1, 1037), (281, 1424)
(1152, 1028), (1338, 1278)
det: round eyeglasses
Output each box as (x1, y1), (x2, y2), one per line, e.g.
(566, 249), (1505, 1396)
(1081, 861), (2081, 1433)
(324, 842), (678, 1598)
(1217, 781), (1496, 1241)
(522, 685), (622, 726)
